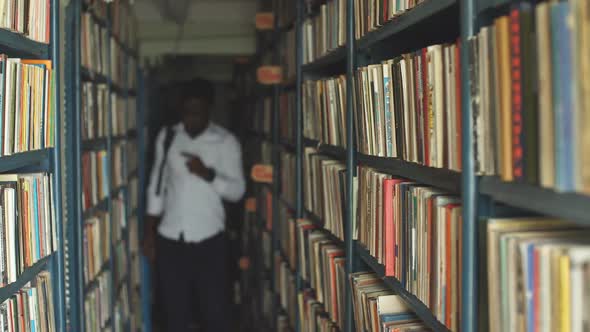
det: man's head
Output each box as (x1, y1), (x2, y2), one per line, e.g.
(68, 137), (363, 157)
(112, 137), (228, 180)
(180, 78), (214, 137)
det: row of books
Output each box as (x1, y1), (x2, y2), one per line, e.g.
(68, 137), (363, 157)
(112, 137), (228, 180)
(296, 220), (345, 328)
(276, 0), (296, 28)
(260, 186), (273, 231)
(83, 212), (110, 285)
(84, 271), (111, 332)
(356, 167), (462, 330)
(350, 272), (429, 332)
(0, 0), (50, 43)
(354, 42), (462, 171)
(112, 142), (126, 189)
(126, 141), (137, 177)
(128, 177), (138, 213)
(81, 150), (109, 211)
(280, 151), (295, 206)
(110, 40), (126, 87)
(302, 76), (347, 147)
(279, 91), (295, 144)
(127, 96), (137, 131)
(298, 288), (339, 331)
(110, 0), (138, 50)
(112, 196), (126, 243)
(81, 84), (131, 141)
(0, 173), (56, 286)
(253, 97), (272, 136)
(303, 148), (346, 240)
(485, 217), (590, 332)
(113, 283), (130, 332)
(0, 271), (55, 332)
(471, 0), (590, 193)
(281, 29), (296, 82)
(302, 0), (346, 64)
(114, 240), (127, 284)
(81, 82), (108, 140)
(112, 93), (127, 137)
(81, 12), (108, 77)
(1, 57), (55, 156)
(354, 0), (425, 40)
(276, 255), (297, 329)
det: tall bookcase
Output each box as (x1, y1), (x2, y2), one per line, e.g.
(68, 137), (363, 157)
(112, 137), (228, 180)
(64, 0), (146, 331)
(0, 0), (66, 330)
(241, 0), (590, 331)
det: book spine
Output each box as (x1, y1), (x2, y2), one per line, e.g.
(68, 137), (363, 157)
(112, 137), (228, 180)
(510, 8), (525, 181)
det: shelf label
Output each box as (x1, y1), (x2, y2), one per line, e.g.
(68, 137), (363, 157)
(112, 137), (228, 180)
(257, 66), (282, 85)
(255, 12), (275, 30)
(245, 197), (257, 212)
(251, 164), (273, 183)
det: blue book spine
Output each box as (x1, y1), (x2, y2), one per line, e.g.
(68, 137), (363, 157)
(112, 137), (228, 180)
(380, 313), (417, 323)
(384, 73), (393, 157)
(551, 2), (575, 191)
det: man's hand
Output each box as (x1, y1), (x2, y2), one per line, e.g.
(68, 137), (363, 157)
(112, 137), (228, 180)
(182, 152), (215, 181)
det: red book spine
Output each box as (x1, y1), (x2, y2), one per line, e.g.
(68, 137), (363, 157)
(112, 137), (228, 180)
(384, 179), (395, 276)
(455, 39), (462, 171)
(383, 0), (388, 22)
(421, 48), (430, 166)
(510, 8), (524, 180)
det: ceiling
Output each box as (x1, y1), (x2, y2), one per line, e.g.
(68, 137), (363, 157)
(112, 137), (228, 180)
(134, 0), (258, 60)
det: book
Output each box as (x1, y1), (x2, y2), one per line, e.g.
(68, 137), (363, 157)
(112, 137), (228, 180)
(356, 166), (461, 329)
(354, 41), (462, 171)
(279, 91), (296, 144)
(0, 0), (50, 43)
(83, 212), (110, 285)
(485, 217), (590, 332)
(472, 2), (590, 193)
(296, 219), (345, 328)
(302, 0), (346, 64)
(84, 270), (112, 331)
(302, 76), (347, 147)
(0, 271), (55, 332)
(354, 0), (426, 40)
(350, 271), (428, 332)
(303, 147), (346, 240)
(81, 150), (109, 211)
(0, 58), (54, 156)
(81, 83), (108, 140)
(0, 173), (55, 285)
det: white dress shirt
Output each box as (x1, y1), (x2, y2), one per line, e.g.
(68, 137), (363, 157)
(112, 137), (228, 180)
(147, 123), (246, 243)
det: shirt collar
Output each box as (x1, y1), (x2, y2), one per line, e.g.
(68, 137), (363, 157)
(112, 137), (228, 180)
(177, 123), (224, 142)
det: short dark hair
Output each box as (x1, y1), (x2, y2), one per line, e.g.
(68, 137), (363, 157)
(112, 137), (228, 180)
(179, 78), (214, 106)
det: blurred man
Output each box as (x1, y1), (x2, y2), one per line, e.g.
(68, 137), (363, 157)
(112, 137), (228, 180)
(143, 78), (245, 332)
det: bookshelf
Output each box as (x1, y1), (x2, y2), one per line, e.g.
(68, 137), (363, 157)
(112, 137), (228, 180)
(65, 0), (146, 331)
(0, 0), (67, 330)
(241, 0), (590, 331)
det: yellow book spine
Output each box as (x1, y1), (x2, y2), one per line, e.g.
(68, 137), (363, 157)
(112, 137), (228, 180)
(560, 255), (571, 332)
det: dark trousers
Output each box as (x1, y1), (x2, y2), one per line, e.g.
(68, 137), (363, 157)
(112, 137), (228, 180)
(156, 232), (230, 332)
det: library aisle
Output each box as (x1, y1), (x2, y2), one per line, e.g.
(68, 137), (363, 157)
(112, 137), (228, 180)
(0, 0), (588, 331)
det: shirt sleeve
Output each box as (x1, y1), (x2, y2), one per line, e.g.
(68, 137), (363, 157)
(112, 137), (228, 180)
(211, 134), (246, 202)
(146, 129), (166, 216)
